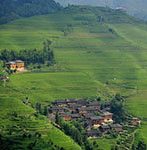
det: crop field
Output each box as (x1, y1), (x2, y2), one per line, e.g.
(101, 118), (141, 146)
(10, 72), (98, 101)
(0, 8), (147, 149)
(110, 23), (147, 143)
(0, 86), (82, 150)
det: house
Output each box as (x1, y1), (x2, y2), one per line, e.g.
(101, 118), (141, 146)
(6, 60), (25, 72)
(66, 99), (78, 104)
(77, 107), (87, 115)
(77, 105), (100, 115)
(115, 7), (126, 12)
(87, 130), (101, 138)
(70, 114), (80, 120)
(86, 106), (100, 113)
(100, 124), (110, 133)
(86, 101), (100, 108)
(110, 124), (123, 132)
(67, 103), (81, 112)
(15, 60), (25, 71)
(131, 118), (141, 126)
(90, 116), (105, 128)
(101, 112), (113, 123)
(60, 113), (72, 121)
(83, 113), (93, 119)
(6, 61), (16, 71)
(48, 106), (63, 114)
(52, 100), (67, 107)
(77, 99), (88, 105)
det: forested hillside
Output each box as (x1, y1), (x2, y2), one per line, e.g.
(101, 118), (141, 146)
(0, 0), (61, 24)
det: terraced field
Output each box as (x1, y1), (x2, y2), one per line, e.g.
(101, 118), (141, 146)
(0, 7), (147, 149)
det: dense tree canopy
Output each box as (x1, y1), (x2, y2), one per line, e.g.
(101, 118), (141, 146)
(0, 40), (55, 66)
(136, 140), (147, 150)
(110, 94), (126, 123)
(0, 0), (61, 24)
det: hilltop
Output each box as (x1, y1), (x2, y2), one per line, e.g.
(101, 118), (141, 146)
(55, 0), (147, 20)
(0, 5), (147, 149)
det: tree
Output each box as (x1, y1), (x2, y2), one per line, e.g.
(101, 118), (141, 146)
(43, 106), (48, 116)
(137, 140), (147, 150)
(0, 0), (61, 24)
(55, 112), (61, 125)
(35, 103), (42, 114)
(0, 40), (55, 67)
(109, 28), (114, 34)
(110, 94), (126, 123)
(0, 61), (4, 71)
(84, 140), (93, 150)
(43, 40), (54, 65)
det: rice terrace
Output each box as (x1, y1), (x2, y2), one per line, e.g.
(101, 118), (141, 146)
(0, 0), (147, 150)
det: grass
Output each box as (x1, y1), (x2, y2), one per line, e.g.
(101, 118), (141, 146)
(126, 91), (147, 118)
(110, 23), (147, 143)
(91, 138), (116, 150)
(9, 72), (98, 102)
(0, 86), (81, 150)
(0, 7), (147, 148)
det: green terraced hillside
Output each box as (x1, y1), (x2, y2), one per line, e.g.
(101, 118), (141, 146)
(0, 6), (147, 149)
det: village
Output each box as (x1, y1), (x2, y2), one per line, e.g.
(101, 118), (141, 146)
(48, 99), (141, 138)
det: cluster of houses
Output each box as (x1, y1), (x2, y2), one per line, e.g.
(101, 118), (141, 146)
(48, 99), (141, 138)
(48, 99), (124, 137)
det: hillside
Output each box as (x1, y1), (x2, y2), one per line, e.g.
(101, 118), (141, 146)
(0, 5), (147, 149)
(55, 0), (147, 20)
(0, 0), (61, 24)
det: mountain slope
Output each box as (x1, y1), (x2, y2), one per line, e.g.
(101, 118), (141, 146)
(0, 0), (61, 24)
(55, 0), (147, 20)
(0, 5), (147, 149)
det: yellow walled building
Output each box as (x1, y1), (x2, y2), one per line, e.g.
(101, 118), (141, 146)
(6, 60), (25, 72)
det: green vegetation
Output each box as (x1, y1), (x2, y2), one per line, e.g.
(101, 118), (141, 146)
(0, 0), (61, 24)
(91, 138), (116, 150)
(110, 94), (126, 123)
(0, 94), (81, 150)
(0, 40), (55, 66)
(55, 115), (94, 150)
(136, 140), (147, 150)
(56, 0), (147, 20)
(0, 5), (147, 149)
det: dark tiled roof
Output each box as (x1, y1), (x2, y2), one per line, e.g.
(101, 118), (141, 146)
(6, 60), (24, 64)
(90, 116), (102, 120)
(110, 124), (122, 128)
(87, 101), (99, 106)
(87, 130), (101, 136)
(70, 114), (80, 118)
(52, 100), (67, 105)
(6, 61), (16, 64)
(102, 112), (113, 116)
(100, 125), (110, 129)
(15, 60), (24, 63)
